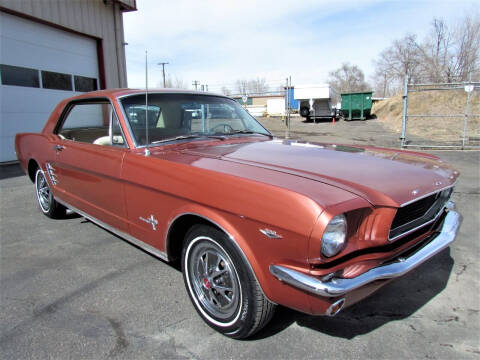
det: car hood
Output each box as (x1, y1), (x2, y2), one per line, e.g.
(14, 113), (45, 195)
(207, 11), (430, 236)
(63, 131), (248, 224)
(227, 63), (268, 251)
(178, 139), (459, 207)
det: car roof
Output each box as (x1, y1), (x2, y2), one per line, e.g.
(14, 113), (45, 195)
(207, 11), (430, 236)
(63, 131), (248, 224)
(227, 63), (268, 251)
(67, 88), (231, 101)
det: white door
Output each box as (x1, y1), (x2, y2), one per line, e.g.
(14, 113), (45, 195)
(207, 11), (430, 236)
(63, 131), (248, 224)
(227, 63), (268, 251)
(0, 12), (99, 162)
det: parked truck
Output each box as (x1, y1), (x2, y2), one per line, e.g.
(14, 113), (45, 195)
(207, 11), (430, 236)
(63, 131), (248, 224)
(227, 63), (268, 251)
(294, 84), (339, 122)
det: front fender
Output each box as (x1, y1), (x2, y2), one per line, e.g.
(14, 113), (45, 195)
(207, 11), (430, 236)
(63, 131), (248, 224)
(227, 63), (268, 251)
(164, 203), (314, 312)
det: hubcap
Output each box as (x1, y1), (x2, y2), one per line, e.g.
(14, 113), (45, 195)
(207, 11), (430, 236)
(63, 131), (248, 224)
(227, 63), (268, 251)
(188, 239), (240, 320)
(36, 171), (51, 212)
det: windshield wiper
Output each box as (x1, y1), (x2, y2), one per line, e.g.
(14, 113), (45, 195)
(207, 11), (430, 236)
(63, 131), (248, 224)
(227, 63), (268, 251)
(227, 130), (273, 138)
(151, 134), (225, 144)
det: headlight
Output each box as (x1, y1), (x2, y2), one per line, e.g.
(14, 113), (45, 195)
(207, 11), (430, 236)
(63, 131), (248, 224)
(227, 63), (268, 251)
(321, 214), (347, 257)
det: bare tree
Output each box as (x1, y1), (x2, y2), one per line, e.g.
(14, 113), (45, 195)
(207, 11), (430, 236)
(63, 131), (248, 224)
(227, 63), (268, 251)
(236, 79), (249, 94)
(327, 62), (370, 94)
(162, 75), (187, 89)
(247, 78), (269, 95)
(235, 78), (269, 95)
(374, 13), (480, 90)
(221, 86), (231, 96)
(371, 71), (395, 98)
(417, 18), (451, 83)
(173, 77), (187, 89)
(447, 13), (480, 81)
(373, 34), (423, 87)
(419, 15), (479, 82)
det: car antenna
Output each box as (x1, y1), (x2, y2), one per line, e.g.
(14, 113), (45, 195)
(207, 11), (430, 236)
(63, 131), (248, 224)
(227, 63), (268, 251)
(144, 49), (150, 156)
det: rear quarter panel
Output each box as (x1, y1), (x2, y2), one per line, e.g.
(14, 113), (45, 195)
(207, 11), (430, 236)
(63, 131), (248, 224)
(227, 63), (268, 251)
(15, 97), (68, 174)
(15, 133), (56, 175)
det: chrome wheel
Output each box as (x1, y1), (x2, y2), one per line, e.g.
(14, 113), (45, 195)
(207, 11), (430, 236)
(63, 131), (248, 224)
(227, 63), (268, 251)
(182, 225), (276, 338)
(36, 170), (51, 212)
(187, 237), (241, 320)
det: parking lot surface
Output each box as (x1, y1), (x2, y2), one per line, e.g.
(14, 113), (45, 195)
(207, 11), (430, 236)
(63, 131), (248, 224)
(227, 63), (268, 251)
(1, 119), (479, 359)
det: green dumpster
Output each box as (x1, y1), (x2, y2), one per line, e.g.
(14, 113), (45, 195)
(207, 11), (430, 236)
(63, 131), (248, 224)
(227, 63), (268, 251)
(341, 92), (373, 121)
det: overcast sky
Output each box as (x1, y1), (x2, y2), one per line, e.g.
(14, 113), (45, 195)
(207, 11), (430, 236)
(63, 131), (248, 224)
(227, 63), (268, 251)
(123, 0), (477, 93)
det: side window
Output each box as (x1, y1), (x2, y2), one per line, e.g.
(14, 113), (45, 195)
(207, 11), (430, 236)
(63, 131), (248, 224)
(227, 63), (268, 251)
(58, 103), (126, 147)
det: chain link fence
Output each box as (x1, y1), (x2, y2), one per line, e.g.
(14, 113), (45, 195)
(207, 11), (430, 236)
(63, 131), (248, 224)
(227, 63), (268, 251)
(400, 78), (480, 149)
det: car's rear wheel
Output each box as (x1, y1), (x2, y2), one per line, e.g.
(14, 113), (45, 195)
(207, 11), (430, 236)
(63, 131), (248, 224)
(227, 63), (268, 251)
(35, 168), (66, 219)
(181, 225), (275, 339)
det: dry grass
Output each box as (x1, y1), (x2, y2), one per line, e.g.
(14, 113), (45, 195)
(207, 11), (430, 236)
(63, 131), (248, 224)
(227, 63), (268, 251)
(372, 89), (480, 144)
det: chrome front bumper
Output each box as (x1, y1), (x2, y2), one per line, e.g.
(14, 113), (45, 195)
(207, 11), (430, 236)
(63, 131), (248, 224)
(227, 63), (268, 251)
(270, 210), (462, 297)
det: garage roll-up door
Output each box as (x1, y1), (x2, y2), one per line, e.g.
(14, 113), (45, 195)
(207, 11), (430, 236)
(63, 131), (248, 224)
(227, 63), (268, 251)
(0, 12), (100, 162)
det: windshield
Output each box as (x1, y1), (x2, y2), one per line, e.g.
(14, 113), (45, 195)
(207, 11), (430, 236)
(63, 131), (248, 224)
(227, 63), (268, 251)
(120, 93), (271, 146)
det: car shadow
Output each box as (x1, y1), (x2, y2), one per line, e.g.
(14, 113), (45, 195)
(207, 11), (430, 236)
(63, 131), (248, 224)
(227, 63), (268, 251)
(0, 163), (25, 180)
(78, 216), (455, 340)
(251, 248), (454, 340)
(303, 118), (337, 124)
(65, 209), (82, 219)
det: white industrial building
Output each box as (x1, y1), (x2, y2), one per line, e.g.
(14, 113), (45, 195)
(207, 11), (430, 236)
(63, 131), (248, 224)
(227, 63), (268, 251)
(0, 0), (136, 162)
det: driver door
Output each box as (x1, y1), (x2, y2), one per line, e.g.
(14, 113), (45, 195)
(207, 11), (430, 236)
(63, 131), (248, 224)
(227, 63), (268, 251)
(52, 100), (129, 231)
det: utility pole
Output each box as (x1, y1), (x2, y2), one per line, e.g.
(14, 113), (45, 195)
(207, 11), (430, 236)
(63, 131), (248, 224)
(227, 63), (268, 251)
(192, 80), (200, 90)
(383, 72), (387, 97)
(400, 74), (408, 147)
(285, 77), (290, 139)
(157, 62), (169, 87)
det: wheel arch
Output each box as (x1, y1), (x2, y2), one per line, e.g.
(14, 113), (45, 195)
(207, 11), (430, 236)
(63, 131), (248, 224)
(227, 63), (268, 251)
(27, 159), (40, 183)
(165, 210), (274, 303)
(166, 213), (220, 262)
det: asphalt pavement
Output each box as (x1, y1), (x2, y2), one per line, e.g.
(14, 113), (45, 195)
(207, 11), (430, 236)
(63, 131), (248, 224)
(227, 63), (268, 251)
(1, 124), (479, 359)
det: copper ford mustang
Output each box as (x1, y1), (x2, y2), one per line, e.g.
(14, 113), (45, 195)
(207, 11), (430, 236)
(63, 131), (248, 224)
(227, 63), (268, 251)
(15, 89), (462, 338)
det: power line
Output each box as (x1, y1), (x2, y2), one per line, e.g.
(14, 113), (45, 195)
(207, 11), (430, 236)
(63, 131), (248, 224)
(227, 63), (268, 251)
(205, 78), (286, 87)
(192, 80), (200, 90)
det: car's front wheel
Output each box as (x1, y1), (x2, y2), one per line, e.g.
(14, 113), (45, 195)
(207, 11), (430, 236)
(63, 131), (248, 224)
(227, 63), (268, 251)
(181, 225), (275, 339)
(35, 168), (66, 219)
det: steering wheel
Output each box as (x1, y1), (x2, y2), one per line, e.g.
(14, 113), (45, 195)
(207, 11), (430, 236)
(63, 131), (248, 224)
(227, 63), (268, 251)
(209, 123), (234, 133)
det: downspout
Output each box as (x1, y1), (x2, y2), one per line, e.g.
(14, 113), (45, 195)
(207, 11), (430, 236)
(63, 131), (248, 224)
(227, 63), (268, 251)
(112, 2), (124, 87)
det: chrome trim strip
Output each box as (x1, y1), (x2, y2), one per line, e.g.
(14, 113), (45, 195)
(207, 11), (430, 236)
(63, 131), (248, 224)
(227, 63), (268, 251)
(55, 198), (169, 261)
(400, 182), (456, 207)
(165, 212), (275, 303)
(270, 210), (462, 297)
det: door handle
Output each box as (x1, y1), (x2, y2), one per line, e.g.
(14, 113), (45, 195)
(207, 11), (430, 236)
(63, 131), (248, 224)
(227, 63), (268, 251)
(53, 144), (65, 151)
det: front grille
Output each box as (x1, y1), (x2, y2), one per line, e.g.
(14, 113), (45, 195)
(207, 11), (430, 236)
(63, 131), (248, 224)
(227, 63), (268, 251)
(389, 187), (453, 241)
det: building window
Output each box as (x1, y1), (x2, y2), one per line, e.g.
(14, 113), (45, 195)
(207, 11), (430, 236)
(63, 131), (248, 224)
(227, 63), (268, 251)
(0, 64), (40, 88)
(42, 70), (72, 91)
(74, 75), (98, 92)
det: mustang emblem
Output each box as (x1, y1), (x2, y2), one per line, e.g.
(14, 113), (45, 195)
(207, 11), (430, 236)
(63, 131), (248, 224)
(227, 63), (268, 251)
(435, 181), (443, 186)
(139, 214), (158, 231)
